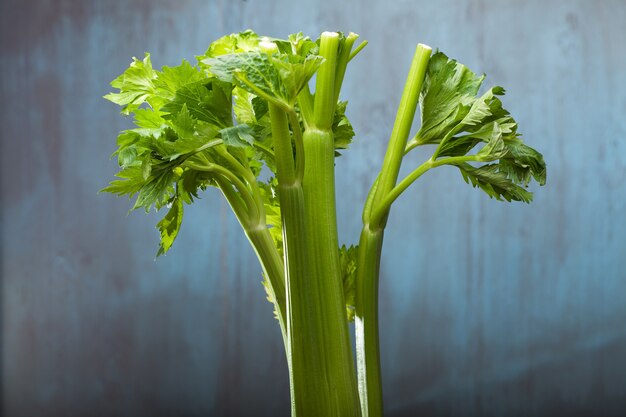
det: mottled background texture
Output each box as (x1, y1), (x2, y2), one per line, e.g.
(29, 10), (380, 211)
(1, 0), (625, 416)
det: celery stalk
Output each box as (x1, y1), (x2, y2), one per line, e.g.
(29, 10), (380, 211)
(356, 44), (432, 417)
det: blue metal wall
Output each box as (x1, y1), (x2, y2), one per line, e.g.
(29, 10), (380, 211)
(2, 0), (625, 416)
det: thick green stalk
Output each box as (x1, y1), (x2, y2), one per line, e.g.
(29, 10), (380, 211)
(269, 102), (332, 417)
(356, 44), (432, 417)
(301, 32), (362, 417)
(303, 128), (362, 416)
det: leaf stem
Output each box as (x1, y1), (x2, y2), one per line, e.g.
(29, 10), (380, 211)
(333, 32), (359, 105)
(348, 40), (368, 62)
(430, 122), (465, 160)
(404, 134), (427, 154)
(214, 176), (288, 347)
(252, 140), (274, 159)
(244, 223), (288, 343)
(213, 176), (251, 227)
(215, 146), (266, 219)
(185, 161), (260, 226)
(369, 44), (432, 229)
(235, 73), (292, 113)
(370, 158), (432, 228)
(370, 155), (479, 232)
(362, 175), (379, 224)
(356, 43), (431, 417)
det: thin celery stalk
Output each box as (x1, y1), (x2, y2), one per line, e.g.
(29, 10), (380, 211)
(356, 44), (432, 417)
(210, 176), (288, 345)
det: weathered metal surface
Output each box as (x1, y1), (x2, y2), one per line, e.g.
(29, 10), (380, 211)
(1, 0), (625, 416)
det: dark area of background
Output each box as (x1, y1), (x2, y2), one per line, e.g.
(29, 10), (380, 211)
(1, 0), (625, 416)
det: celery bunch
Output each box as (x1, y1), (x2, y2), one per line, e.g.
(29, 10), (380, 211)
(103, 30), (545, 417)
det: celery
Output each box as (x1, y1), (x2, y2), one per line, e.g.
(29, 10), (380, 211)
(102, 30), (546, 417)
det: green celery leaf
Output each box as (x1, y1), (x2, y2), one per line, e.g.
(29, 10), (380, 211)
(160, 105), (222, 160)
(416, 52), (546, 201)
(179, 168), (212, 204)
(132, 108), (168, 139)
(104, 53), (157, 114)
(198, 30), (260, 59)
(268, 53), (324, 101)
(117, 147), (138, 168)
(252, 96), (269, 119)
(435, 135), (482, 158)
(248, 97), (275, 172)
(150, 134), (221, 162)
(132, 162), (176, 211)
(499, 138), (547, 186)
(232, 87), (270, 128)
(104, 153), (177, 212)
(416, 52), (484, 144)
(134, 108), (167, 129)
(203, 52), (286, 104)
(232, 87), (256, 124)
(101, 165), (145, 197)
(161, 79), (233, 128)
(203, 51), (323, 105)
(141, 154), (152, 180)
(253, 137), (276, 174)
(156, 195), (184, 256)
(287, 32), (319, 57)
(153, 60), (205, 103)
(332, 101), (356, 156)
(458, 86), (508, 128)
(475, 122), (508, 161)
(169, 104), (197, 139)
(455, 163), (533, 203)
(219, 124), (255, 148)
(115, 130), (141, 153)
